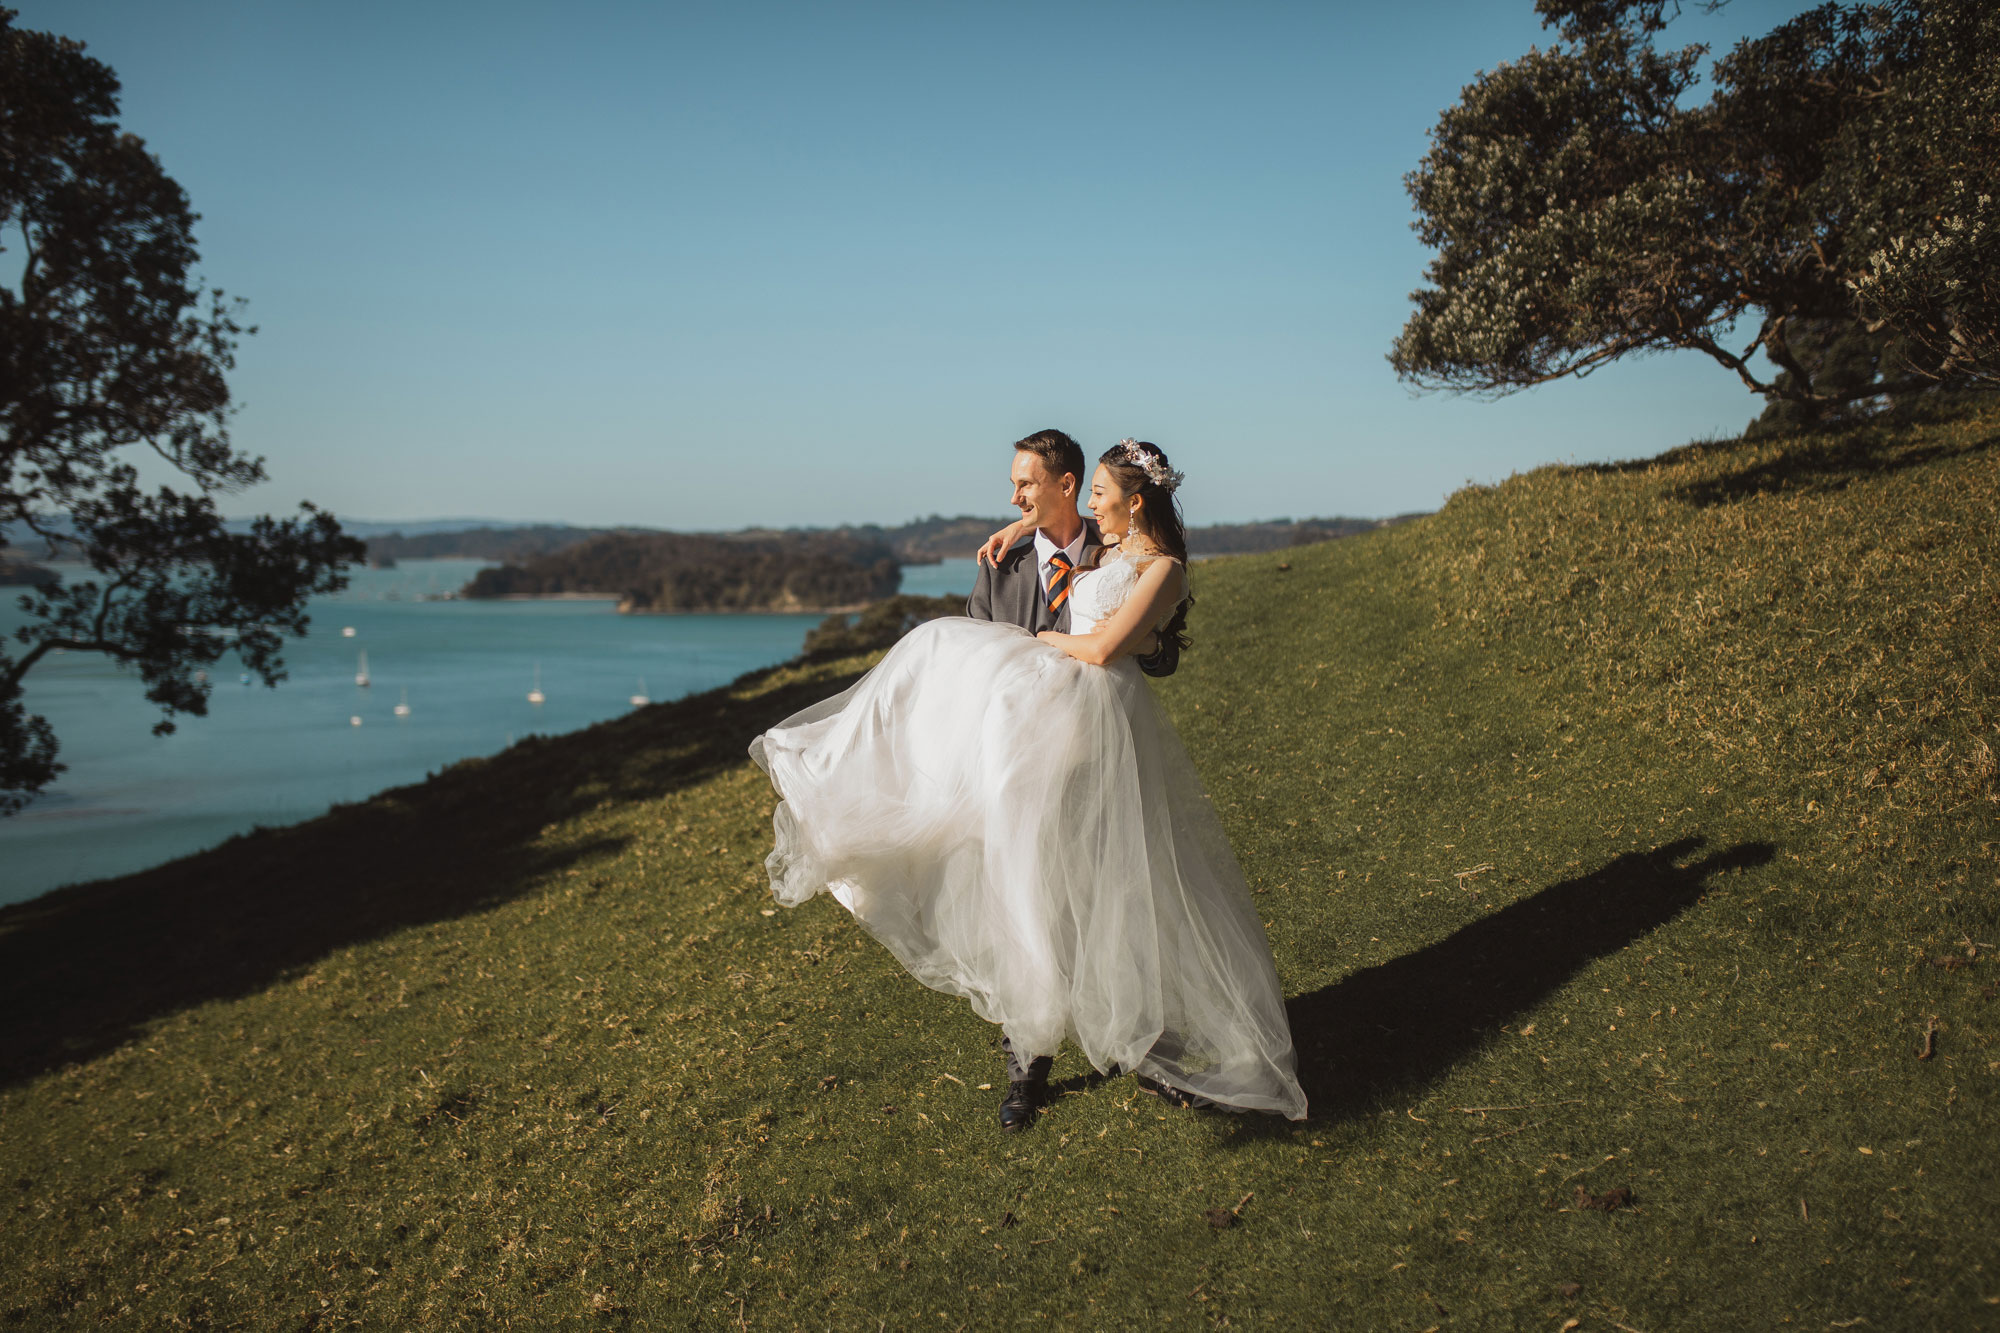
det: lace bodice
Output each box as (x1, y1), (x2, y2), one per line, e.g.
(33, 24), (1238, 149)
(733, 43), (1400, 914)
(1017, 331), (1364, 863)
(1068, 547), (1184, 636)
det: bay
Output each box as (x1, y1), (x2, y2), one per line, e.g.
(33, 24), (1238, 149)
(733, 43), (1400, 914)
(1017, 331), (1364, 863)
(0, 557), (980, 906)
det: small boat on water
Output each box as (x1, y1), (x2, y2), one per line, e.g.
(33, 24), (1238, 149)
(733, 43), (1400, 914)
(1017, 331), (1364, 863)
(630, 677), (650, 707)
(527, 663), (545, 706)
(356, 650), (371, 688)
(342, 626), (357, 638)
(393, 687), (411, 717)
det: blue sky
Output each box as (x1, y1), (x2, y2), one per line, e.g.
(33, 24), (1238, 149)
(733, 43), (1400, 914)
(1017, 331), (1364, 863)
(19, 0), (1815, 530)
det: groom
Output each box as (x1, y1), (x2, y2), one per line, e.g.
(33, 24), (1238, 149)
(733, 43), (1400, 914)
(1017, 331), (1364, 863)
(965, 428), (1177, 1131)
(968, 428), (1180, 674)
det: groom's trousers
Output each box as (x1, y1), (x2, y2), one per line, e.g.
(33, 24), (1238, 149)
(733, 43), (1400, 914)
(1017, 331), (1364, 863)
(1000, 1035), (1051, 1085)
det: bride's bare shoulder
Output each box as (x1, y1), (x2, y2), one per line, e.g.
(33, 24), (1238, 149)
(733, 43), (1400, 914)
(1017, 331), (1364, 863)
(1121, 542), (1180, 569)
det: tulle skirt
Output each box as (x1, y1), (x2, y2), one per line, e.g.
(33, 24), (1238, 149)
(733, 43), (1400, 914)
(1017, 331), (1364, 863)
(749, 616), (1306, 1119)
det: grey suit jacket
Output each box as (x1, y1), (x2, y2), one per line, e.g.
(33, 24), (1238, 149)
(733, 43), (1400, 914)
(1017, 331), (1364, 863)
(965, 521), (1179, 678)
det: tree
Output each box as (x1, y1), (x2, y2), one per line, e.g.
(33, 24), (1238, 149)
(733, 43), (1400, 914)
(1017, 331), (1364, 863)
(1389, 0), (1999, 407)
(1738, 318), (1920, 436)
(1, 10), (364, 814)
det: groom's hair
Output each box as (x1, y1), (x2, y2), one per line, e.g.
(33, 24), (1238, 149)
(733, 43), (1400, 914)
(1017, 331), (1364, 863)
(1013, 429), (1085, 494)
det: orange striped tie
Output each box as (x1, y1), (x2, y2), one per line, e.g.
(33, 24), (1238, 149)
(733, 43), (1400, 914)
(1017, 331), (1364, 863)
(1047, 551), (1073, 612)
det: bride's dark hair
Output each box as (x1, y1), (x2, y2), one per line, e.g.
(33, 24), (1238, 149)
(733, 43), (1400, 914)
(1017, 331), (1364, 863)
(1098, 440), (1193, 655)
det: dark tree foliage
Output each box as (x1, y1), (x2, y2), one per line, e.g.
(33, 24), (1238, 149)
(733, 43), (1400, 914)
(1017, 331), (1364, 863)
(1, 11), (364, 813)
(1391, 0), (1999, 406)
(1739, 318), (1943, 436)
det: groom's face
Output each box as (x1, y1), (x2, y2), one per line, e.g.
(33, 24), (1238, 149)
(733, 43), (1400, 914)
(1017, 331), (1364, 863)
(1010, 451), (1077, 530)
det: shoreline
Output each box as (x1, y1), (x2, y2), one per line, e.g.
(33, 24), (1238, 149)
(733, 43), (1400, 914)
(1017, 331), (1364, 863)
(475, 592), (872, 615)
(619, 601), (876, 616)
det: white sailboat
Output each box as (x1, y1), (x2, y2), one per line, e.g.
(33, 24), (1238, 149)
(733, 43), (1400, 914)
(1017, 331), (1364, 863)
(527, 663), (545, 705)
(355, 650), (370, 687)
(630, 676), (650, 707)
(393, 687), (411, 717)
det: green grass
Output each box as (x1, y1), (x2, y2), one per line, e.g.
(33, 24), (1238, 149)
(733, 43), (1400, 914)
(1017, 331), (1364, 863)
(2, 403), (1996, 1329)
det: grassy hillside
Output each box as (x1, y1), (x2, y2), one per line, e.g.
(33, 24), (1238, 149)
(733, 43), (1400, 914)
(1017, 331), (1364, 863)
(2, 403), (1995, 1330)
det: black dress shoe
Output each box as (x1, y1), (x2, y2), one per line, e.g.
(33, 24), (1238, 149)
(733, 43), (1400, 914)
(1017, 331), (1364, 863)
(998, 1078), (1044, 1131)
(1136, 1073), (1218, 1110)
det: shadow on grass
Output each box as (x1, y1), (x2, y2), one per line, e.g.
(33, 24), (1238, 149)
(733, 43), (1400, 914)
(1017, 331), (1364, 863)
(0, 659), (866, 1089)
(1286, 836), (1774, 1124)
(1671, 417), (1997, 508)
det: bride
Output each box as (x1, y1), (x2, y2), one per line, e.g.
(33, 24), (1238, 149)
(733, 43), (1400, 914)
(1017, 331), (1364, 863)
(749, 440), (1307, 1126)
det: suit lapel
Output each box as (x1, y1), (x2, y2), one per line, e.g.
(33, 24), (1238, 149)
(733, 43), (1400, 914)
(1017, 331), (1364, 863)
(1054, 521), (1100, 633)
(1005, 522), (1097, 634)
(1003, 539), (1046, 631)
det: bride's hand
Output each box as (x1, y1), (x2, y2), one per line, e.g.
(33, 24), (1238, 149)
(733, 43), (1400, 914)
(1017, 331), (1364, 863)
(975, 518), (1031, 566)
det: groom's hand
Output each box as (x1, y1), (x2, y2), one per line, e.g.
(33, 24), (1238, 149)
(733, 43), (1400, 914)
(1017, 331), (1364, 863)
(975, 520), (1026, 566)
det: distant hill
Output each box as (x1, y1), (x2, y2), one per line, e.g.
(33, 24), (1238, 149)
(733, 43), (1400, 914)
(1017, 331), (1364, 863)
(728, 515), (1013, 565)
(360, 516), (1013, 566)
(11, 510), (1429, 587)
(0, 555), (58, 587)
(356, 513), (1428, 566)
(1, 515), (559, 547)
(361, 524), (615, 563)
(313, 517), (559, 539)
(840, 514), (1435, 561)
(1188, 513), (1427, 556)
(464, 531), (900, 612)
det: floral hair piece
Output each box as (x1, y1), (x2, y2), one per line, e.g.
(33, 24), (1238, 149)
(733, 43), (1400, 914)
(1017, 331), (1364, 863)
(1111, 438), (1185, 494)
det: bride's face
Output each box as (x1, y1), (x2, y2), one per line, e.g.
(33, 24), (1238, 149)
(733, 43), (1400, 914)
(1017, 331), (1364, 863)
(1088, 465), (1139, 540)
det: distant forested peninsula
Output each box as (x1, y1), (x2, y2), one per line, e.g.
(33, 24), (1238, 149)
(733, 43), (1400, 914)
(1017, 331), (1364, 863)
(0, 553), (58, 587)
(369, 511), (1426, 570)
(361, 524), (624, 564)
(463, 532), (900, 613)
(8, 514), (1433, 613)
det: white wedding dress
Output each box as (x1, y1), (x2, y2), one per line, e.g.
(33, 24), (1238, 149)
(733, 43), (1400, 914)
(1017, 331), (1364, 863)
(749, 547), (1306, 1119)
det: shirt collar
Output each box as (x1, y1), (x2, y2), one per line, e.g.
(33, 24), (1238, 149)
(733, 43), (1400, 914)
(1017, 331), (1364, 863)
(1033, 523), (1088, 570)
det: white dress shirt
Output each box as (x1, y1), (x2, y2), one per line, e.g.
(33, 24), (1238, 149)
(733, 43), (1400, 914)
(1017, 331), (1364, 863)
(1033, 525), (1088, 602)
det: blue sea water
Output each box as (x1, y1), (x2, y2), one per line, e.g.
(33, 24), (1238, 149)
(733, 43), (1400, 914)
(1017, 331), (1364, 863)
(0, 557), (980, 906)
